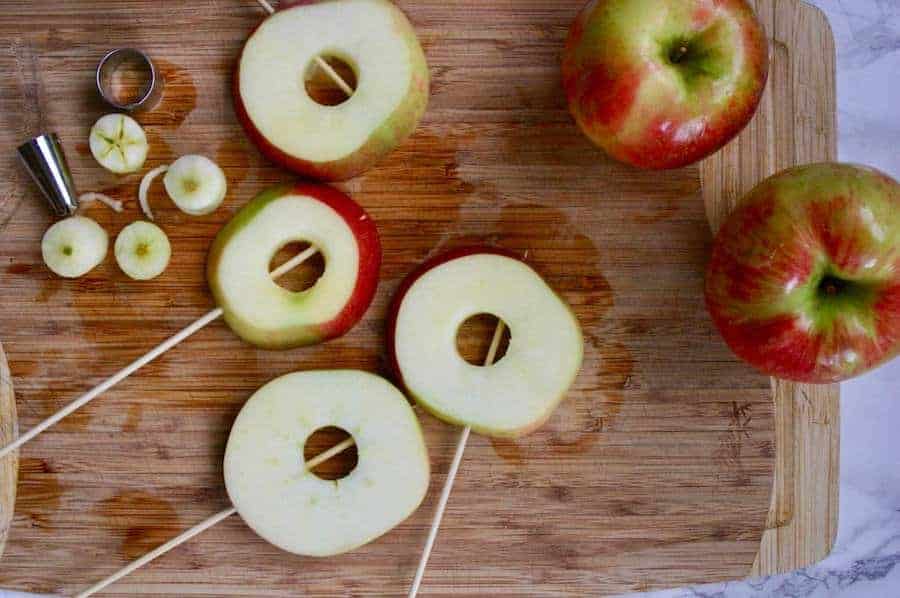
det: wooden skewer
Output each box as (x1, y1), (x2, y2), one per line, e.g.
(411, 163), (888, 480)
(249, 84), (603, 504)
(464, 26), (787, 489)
(408, 320), (506, 598)
(76, 435), (357, 598)
(0, 247), (321, 460)
(252, 0), (355, 97)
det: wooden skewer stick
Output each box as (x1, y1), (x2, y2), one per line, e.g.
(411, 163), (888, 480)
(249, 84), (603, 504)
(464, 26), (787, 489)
(76, 435), (357, 598)
(252, 0), (355, 97)
(0, 247), (321, 460)
(408, 320), (506, 598)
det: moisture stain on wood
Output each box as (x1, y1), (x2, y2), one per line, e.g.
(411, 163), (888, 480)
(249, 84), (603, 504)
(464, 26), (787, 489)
(16, 458), (62, 528)
(98, 491), (181, 561)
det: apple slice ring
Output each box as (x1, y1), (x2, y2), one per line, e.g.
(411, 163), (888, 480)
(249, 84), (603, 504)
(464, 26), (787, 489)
(208, 182), (381, 349)
(236, 0), (429, 181)
(75, 371), (430, 596)
(389, 247), (584, 438)
(225, 370), (430, 556)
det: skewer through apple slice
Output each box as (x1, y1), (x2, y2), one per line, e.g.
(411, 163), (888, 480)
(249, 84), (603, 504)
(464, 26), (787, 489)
(75, 370), (430, 597)
(387, 247), (584, 596)
(0, 183), (381, 459)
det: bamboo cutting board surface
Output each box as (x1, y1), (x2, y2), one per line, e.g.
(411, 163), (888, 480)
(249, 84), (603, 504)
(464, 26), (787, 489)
(0, 0), (835, 595)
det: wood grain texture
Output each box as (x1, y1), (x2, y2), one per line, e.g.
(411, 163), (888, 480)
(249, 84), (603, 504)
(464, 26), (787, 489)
(0, 0), (837, 595)
(0, 342), (16, 561)
(699, 0), (840, 576)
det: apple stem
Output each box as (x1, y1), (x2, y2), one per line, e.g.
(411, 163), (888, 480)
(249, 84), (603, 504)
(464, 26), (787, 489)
(671, 44), (690, 64)
(75, 428), (356, 597)
(408, 320), (506, 598)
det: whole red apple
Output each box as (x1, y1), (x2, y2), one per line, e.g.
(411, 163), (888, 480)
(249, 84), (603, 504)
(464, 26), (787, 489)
(562, 0), (769, 169)
(706, 163), (900, 383)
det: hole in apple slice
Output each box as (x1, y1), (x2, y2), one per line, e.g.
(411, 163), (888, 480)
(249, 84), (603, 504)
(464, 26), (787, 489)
(304, 55), (358, 107)
(456, 313), (511, 367)
(303, 426), (359, 481)
(269, 241), (326, 293)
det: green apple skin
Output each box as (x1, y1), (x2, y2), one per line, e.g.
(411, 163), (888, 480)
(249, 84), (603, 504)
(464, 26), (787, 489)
(207, 183), (381, 350)
(233, 0), (429, 182)
(562, 0), (768, 169)
(706, 163), (900, 383)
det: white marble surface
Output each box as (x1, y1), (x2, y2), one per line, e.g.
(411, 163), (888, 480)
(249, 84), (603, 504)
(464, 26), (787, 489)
(2, 2), (898, 598)
(629, 0), (900, 596)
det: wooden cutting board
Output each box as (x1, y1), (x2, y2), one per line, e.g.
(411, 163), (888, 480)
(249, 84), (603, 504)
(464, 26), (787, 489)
(0, 0), (836, 595)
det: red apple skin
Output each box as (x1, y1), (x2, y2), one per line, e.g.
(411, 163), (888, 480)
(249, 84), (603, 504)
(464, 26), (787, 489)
(207, 182), (381, 349)
(386, 246), (523, 392)
(706, 163), (900, 383)
(233, 1), (429, 182)
(562, 0), (769, 170)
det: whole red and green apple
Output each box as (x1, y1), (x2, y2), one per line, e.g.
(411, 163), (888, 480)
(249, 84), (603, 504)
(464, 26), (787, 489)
(562, 0), (769, 169)
(706, 163), (900, 383)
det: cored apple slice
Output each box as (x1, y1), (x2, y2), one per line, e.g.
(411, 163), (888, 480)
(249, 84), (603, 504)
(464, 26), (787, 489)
(234, 0), (429, 181)
(388, 247), (584, 438)
(224, 370), (430, 556)
(115, 221), (171, 281)
(89, 114), (149, 174)
(42, 216), (108, 278)
(207, 182), (381, 349)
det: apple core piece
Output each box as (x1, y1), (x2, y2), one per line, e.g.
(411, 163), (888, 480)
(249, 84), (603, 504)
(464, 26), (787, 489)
(115, 221), (171, 281)
(389, 248), (584, 438)
(234, 0), (430, 181)
(225, 370), (430, 557)
(41, 216), (109, 279)
(207, 182), (381, 349)
(163, 155), (228, 216)
(89, 113), (149, 174)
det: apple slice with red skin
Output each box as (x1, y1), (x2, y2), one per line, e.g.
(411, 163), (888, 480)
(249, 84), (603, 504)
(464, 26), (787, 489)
(388, 247), (584, 438)
(207, 182), (381, 350)
(562, 0), (769, 169)
(233, 0), (429, 181)
(706, 163), (900, 383)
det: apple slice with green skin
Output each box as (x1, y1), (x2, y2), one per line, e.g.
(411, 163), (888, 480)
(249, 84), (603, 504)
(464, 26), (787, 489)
(562, 0), (768, 169)
(207, 182), (381, 350)
(388, 247), (584, 438)
(163, 155), (227, 216)
(234, 0), (429, 181)
(115, 221), (171, 281)
(224, 370), (429, 557)
(42, 216), (108, 278)
(89, 114), (149, 174)
(706, 163), (900, 383)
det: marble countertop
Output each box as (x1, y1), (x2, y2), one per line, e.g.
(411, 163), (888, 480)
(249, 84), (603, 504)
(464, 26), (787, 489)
(631, 0), (900, 596)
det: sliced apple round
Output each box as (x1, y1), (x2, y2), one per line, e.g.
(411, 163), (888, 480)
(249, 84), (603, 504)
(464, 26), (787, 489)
(388, 247), (585, 438)
(234, 0), (429, 181)
(207, 182), (381, 350)
(41, 216), (109, 279)
(89, 113), (149, 174)
(115, 221), (171, 281)
(224, 370), (430, 557)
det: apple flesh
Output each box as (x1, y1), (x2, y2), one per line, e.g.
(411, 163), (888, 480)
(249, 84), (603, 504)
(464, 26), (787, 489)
(562, 0), (768, 169)
(207, 183), (381, 350)
(388, 247), (584, 438)
(706, 163), (900, 383)
(234, 0), (429, 181)
(224, 370), (430, 557)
